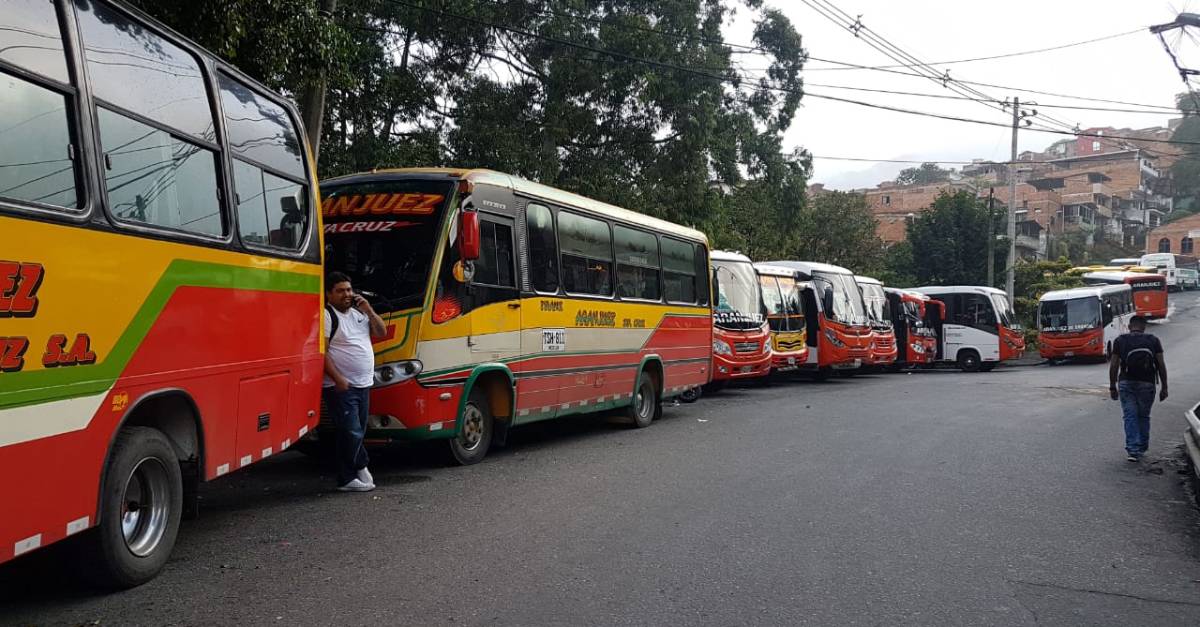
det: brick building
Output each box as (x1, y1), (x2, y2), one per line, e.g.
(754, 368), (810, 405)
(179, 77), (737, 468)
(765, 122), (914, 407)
(1146, 212), (1200, 255)
(863, 180), (982, 244)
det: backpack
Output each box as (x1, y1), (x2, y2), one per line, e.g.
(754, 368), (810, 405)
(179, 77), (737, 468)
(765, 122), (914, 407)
(1123, 339), (1158, 381)
(325, 304), (340, 340)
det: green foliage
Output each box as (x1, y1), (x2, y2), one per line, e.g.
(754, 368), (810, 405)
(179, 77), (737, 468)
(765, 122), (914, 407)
(878, 241), (916, 287)
(894, 162), (952, 186)
(902, 190), (1005, 286)
(1172, 93), (1200, 214)
(1012, 258), (1083, 334)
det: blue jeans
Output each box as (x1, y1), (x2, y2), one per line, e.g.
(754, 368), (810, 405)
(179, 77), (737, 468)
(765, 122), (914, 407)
(1118, 380), (1156, 456)
(323, 386), (370, 485)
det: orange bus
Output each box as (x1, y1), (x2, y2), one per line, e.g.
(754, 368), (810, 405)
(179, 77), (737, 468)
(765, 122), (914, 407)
(707, 251), (772, 388)
(884, 288), (937, 367)
(765, 261), (871, 380)
(1081, 271), (1168, 319)
(856, 275), (898, 368)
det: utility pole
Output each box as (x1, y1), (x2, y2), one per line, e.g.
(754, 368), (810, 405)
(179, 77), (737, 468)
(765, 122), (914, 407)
(986, 187), (995, 288)
(1006, 98), (1019, 306)
(300, 0), (338, 164)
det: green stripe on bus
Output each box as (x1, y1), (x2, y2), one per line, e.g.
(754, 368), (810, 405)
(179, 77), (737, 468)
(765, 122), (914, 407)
(0, 259), (319, 410)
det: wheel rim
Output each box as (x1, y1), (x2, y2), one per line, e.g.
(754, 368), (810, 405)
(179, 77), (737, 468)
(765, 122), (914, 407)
(635, 382), (652, 419)
(121, 457), (171, 557)
(460, 403), (485, 451)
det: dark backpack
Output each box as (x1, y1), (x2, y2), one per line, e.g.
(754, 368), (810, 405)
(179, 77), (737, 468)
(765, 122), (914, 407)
(325, 304), (340, 340)
(1123, 338), (1158, 381)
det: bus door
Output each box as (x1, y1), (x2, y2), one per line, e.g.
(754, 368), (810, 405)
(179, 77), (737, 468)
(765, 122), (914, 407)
(468, 212), (522, 356)
(800, 284), (821, 365)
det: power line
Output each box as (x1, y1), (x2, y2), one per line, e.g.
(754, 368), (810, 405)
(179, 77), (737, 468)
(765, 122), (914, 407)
(811, 155), (1050, 165)
(803, 82), (1182, 115)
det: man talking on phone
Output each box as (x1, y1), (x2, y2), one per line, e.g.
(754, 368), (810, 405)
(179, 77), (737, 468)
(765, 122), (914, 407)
(323, 272), (387, 491)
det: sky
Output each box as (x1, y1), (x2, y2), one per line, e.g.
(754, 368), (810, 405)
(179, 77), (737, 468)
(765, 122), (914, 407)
(732, 0), (1199, 189)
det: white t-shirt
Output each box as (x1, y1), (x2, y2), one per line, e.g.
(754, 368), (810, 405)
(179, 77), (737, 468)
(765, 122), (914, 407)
(323, 306), (375, 388)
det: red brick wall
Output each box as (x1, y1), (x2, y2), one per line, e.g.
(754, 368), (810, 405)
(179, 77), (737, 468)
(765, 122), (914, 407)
(1146, 212), (1200, 253)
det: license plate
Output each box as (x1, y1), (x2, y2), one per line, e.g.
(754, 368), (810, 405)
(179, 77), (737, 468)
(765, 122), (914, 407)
(787, 357), (796, 365)
(740, 366), (754, 373)
(1065, 351), (1074, 357)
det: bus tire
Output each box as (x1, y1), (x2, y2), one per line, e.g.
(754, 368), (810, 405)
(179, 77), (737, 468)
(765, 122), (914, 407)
(957, 350), (982, 373)
(448, 388), (493, 466)
(83, 426), (183, 590)
(626, 372), (658, 429)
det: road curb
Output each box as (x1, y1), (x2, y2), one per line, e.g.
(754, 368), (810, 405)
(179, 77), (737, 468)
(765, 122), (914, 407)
(1185, 402), (1200, 483)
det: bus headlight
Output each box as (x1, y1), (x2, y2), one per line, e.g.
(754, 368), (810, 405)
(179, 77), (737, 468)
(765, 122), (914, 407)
(713, 340), (732, 356)
(824, 328), (846, 348)
(375, 360), (422, 387)
(911, 343), (925, 354)
(1086, 337), (1099, 347)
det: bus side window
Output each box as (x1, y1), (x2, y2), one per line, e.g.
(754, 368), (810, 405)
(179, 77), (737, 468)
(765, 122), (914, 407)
(662, 237), (698, 304)
(473, 218), (516, 289)
(218, 73), (309, 251)
(695, 245), (710, 306)
(77, 1), (224, 236)
(526, 203), (559, 293)
(558, 211), (612, 297)
(614, 225), (660, 301)
(0, 0), (81, 211)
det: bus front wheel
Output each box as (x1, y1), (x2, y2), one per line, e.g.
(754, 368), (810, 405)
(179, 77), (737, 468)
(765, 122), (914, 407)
(957, 350), (982, 373)
(83, 426), (183, 589)
(448, 389), (493, 465)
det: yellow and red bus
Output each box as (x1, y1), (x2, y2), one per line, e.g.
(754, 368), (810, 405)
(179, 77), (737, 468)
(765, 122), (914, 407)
(1, 0), (322, 586)
(765, 261), (871, 380)
(319, 169), (712, 464)
(707, 251), (771, 388)
(753, 263), (808, 373)
(1081, 271), (1169, 319)
(855, 275), (898, 369)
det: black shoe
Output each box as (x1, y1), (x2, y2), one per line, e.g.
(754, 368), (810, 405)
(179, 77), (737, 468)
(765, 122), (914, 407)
(1126, 454), (1139, 463)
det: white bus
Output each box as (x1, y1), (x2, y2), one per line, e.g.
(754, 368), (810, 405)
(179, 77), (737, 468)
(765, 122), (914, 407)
(910, 286), (1025, 372)
(1037, 285), (1133, 362)
(1139, 252), (1199, 291)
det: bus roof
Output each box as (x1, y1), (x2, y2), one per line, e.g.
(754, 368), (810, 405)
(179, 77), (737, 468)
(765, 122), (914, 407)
(911, 285), (1007, 297)
(1082, 271), (1163, 283)
(1040, 284), (1130, 302)
(753, 263), (799, 277)
(761, 260), (854, 276)
(322, 168), (708, 243)
(1110, 258), (1141, 265)
(712, 250), (753, 263)
(884, 287), (928, 300)
(854, 275), (883, 286)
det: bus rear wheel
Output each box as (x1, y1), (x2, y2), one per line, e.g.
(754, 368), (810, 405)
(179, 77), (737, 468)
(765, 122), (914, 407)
(83, 426), (183, 589)
(626, 372), (659, 428)
(448, 389), (493, 466)
(957, 350), (982, 373)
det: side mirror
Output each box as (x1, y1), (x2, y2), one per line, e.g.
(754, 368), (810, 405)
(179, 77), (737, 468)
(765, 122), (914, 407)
(458, 211), (480, 261)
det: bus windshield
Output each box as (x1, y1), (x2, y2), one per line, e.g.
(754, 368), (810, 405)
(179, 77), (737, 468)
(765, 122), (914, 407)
(1039, 297), (1100, 332)
(859, 283), (891, 328)
(813, 271), (867, 325)
(713, 259), (763, 329)
(991, 294), (1020, 329)
(760, 275), (805, 331)
(321, 179), (455, 312)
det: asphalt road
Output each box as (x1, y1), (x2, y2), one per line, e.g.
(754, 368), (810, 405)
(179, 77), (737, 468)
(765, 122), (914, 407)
(5, 296), (1200, 626)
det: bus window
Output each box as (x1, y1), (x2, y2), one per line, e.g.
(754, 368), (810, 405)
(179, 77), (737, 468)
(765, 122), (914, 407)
(662, 237), (697, 303)
(473, 218), (516, 289)
(76, 0), (216, 141)
(2, 0), (70, 82)
(219, 74), (308, 249)
(526, 203), (559, 293)
(781, 277), (805, 327)
(0, 73), (80, 209)
(760, 275), (786, 329)
(558, 211), (612, 296)
(615, 225), (661, 301)
(957, 293), (995, 327)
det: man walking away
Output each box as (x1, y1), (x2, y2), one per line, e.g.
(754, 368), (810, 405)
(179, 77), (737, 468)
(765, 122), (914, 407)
(324, 272), (387, 491)
(1109, 315), (1168, 462)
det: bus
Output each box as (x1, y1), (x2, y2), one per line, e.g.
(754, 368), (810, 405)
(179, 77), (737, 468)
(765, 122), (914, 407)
(855, 275), (898, 369)
(754, 264), (809, 373)
(708, 251), (772, 388)
(319, 168), (712, 464)
(1110, 258), (1142, 267)
(1038, 285), (1133, 362)
(0, 0), (323, 587)
(884, 288), (937, 368)
(911, 286), (1024, 372)
(764, 261), (871, 380)
(1139, 252), (1199, 290)
(1081, 271), (1169, 319)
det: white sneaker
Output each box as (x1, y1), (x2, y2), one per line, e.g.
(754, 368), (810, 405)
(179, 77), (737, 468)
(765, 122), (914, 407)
(357, 467), (375, 487)
(337, 478), (375, 492)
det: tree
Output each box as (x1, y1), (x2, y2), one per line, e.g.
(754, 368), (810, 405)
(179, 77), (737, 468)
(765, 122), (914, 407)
(894, 162), (953, 186)
(791, 192), (884, 272)
(1171, 92), (1200, 215)
(904, 190), (1005, 285)
(1012, 258), (1083, 336)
